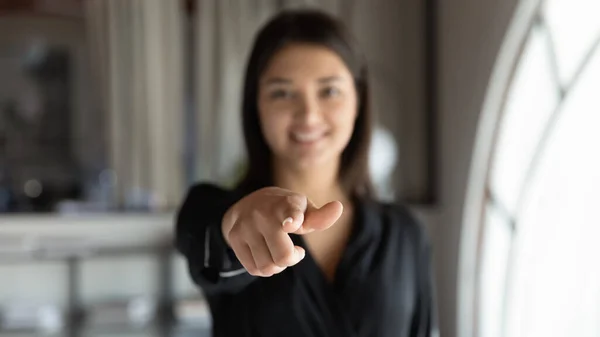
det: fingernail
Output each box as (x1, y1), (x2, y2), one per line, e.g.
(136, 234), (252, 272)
(282, 217), (293, 227)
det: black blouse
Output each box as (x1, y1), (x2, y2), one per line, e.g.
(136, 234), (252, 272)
(175, 183), (437, 337)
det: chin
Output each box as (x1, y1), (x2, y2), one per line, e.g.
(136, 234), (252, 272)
(287, 149), (340, 172)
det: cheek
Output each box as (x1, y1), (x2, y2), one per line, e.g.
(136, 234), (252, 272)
(258, 105), (291, 149)
(329, 100), (358, 143)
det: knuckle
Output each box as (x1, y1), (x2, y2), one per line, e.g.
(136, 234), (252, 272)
(260, 265), (278, 276)
(274, 248), (295, 266)
(232, 224), (262, 243)
(273, 257), (288, 267)
(255, 260), (270, 271)
(248, 268), (261, 276)
(272, 256), (286, 266)
(228, 228), (243, 243)
(285, 194), (304, 208)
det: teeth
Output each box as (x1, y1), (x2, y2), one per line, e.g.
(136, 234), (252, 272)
(293, 131), (324, 142)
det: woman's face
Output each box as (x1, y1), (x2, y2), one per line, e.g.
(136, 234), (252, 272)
(258, 43), (358, 171)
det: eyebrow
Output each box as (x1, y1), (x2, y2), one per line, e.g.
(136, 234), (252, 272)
(262, 77), (292, 85)
(317, 75), (344, 83)
(262, 75), (344, 86)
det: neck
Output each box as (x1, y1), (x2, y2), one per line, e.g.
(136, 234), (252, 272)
(273, 160), (349, 207)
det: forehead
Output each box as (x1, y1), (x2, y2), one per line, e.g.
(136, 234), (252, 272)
(260, 43), (353, 80)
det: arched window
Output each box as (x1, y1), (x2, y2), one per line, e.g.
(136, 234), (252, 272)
(461, 0), (600, 336)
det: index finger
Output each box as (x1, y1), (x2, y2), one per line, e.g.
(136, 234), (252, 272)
(294, 200), (343, 235)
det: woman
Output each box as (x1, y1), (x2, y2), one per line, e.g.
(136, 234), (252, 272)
(176, 9), (436, 337)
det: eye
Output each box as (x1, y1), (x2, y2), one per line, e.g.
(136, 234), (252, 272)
(320, 86), (341, 98)
(269, 89), (294, 100)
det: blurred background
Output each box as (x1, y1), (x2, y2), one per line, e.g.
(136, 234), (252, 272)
(0, 0), (598, 336)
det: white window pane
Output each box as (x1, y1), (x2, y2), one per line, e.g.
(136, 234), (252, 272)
(505, 46), (600, 337)
(490, 26), (559, 214)
(479, 203), (512, 337)
(543, 0), (600, 85)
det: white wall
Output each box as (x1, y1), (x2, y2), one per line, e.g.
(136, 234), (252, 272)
(347, 0), (428, 201)
(430, 1), (519, 336)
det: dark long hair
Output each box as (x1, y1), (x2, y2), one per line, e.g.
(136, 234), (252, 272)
(237, 9), (373, 199)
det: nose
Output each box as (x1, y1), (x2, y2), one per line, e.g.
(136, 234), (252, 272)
(296, 93), (322, 126)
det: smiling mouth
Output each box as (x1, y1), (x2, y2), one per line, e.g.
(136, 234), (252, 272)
(290, 130), (328, 144)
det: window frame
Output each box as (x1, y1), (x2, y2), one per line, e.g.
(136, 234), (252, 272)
(460, 0), (600, 336)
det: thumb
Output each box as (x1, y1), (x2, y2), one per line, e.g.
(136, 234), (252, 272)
(295, 200), (343, 235)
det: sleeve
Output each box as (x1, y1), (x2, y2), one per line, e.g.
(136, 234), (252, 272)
(174, 183), (257, 295)
(409, 218), (439, 337)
